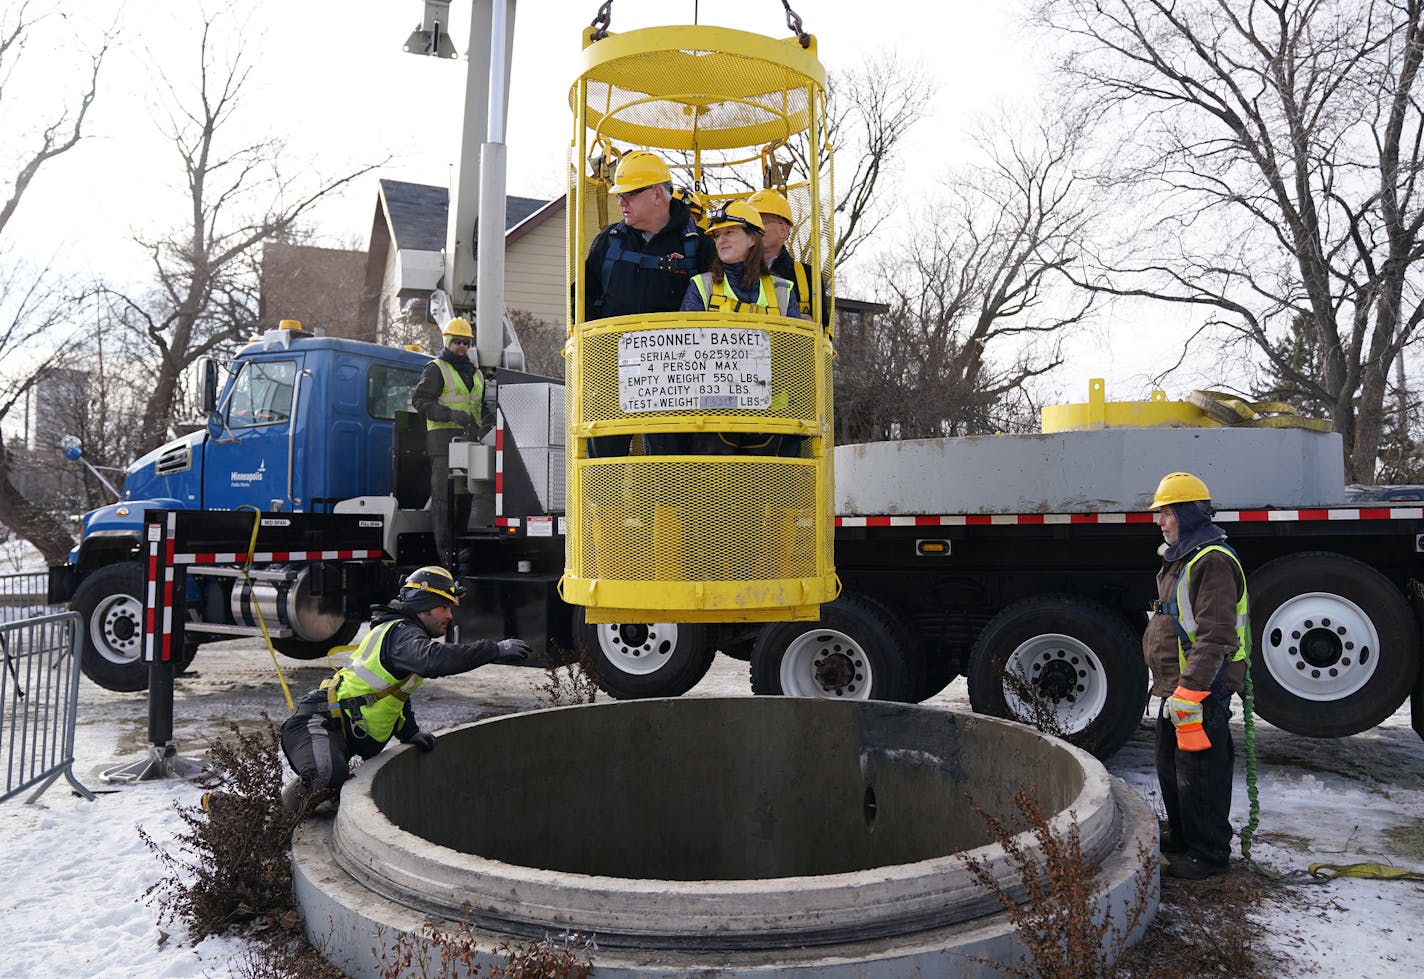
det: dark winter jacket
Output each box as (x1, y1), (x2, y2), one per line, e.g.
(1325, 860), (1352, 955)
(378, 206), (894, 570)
(582, 195), (714, 320)
(339, 604), (502, 757)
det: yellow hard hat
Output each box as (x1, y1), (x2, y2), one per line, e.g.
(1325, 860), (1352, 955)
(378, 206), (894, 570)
(706, 199), (764, 235)
(609, 150), (671, 195)
(1150, 472), (1211, 509)
(673, 186), (705, 216)
(442, 317), (473, 340)
(748, 188), (794, 226)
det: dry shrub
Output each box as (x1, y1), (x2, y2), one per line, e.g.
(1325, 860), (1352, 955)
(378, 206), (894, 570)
(963, 786), (1155, 978)
(534, 643), (599, 707)
(137, 716), (342, 979)
(139, 717), (303, 939)
(1117, 870), (1309, 978)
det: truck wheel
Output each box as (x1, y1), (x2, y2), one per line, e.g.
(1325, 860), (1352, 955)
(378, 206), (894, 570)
(72, 562), (196, 692)
(1249, 552), (1419, 737)
(750, 593), (924, 702)
(967, 595), (1147, 759)
(574, 609), (713, 699)
(273, 618), (362, 661)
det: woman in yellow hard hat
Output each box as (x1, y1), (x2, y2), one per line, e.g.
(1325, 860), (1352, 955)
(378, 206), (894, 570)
(1144, 471), (1249, 880)
(679, 200), (799, 317)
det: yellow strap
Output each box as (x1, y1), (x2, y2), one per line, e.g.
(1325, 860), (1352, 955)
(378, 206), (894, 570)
(236, 505), (295, 711)
(1308, 862), (1424, 881)
(1188, 389), (1333, 432)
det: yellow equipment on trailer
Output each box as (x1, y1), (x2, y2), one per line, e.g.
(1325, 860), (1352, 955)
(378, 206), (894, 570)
(562, 18), (839, 625)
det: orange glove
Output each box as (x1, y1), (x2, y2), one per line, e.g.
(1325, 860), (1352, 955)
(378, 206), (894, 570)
(1168, 686), (1211, 752)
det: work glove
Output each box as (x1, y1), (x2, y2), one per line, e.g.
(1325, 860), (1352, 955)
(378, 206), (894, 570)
(494, 638), (532, 666)
(448, 409), (474, 427)
(408, 731), (436, 753)
(1168, 686), (1211, 752)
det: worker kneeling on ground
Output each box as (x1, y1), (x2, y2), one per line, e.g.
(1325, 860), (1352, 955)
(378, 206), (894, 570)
(279, 566), (530, 812)
(1145, 472), (1250, 879)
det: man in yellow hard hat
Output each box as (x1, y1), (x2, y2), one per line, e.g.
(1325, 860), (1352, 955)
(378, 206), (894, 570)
(411, 317), (483, 568)
(1145, 471), (1249, 880)
(747, 188), (826, 328)
(582, 150), (714, 456)
(280, 566), (531, 811)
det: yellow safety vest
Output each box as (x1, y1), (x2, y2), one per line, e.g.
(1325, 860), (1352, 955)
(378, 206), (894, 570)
(324, 620), (423, 742)
(426, 359), (483, 432)
(692, 273), (795, 317)
(1173, 544), (1251, 674)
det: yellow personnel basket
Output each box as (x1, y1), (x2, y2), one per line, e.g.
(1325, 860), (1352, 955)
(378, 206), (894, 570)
(562, 22), (838, 625)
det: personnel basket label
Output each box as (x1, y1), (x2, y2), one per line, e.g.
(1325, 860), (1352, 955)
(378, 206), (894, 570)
(617, 328), (772, 413)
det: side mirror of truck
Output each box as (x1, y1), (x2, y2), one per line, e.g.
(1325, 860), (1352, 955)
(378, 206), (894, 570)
(206, 409), (227, 440)
(200, 358), (219, 413)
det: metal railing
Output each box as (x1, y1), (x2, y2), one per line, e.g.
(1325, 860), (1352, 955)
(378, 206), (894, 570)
(2, 611), (94, 804)
(0, 570), (62, 623)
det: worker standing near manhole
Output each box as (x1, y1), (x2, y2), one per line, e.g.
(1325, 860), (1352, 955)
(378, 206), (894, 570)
(1145, 472), (1250, 879)
(279, 566), (531, 811)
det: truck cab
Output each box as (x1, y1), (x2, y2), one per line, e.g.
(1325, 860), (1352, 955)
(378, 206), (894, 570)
(57, 324), (429, 691)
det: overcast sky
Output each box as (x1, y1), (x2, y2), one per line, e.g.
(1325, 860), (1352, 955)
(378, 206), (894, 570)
(4, 0), (1194, 404)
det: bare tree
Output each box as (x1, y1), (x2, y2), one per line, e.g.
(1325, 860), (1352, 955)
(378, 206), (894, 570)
(838, 116), (1095, 442)
(1048, 0), (1424, 481)
(102, 11), (381, 455)
(0, 2), (109, 563)
(778, 52), (936, 268)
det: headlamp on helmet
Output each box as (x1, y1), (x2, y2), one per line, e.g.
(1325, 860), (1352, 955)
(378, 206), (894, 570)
(396, 565), (465, 611)
(706, 199), (765, 235)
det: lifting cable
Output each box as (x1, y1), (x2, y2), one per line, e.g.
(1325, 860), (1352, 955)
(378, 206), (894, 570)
(1238, 656), (1424, 884)
(236, 506), (295, 712)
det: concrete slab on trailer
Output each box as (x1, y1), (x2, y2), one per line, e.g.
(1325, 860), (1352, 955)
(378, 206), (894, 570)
(834, 427), (1346, 515)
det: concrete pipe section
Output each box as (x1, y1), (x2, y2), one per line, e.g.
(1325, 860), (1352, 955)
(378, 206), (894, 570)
(293, 697), (1157, 977)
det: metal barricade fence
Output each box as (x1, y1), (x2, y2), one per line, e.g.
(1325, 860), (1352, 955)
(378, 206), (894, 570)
(0, 570), (62, 622)
(1, 611), (94, 804)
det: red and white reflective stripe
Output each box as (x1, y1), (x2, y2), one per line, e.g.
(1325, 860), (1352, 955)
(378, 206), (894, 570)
(494, 517), (521, 529)
(170, 549), (383, 565)
(494, 412), (504, 517)
(145, 512), (178, 663)
(834, 507), (1424, 527)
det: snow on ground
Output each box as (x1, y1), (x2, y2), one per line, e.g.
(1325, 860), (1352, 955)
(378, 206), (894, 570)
(3, 642), (1424, 977)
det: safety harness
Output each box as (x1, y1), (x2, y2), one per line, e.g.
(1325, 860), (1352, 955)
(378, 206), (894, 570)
(595, 219), (702, 313)
(320, 619), (421, 739)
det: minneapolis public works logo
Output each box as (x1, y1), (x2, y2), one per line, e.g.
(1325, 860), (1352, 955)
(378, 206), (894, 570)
(231, 459), (267, 486)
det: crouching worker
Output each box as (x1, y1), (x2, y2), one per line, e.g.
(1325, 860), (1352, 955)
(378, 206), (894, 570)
(280, 565), (531, 812)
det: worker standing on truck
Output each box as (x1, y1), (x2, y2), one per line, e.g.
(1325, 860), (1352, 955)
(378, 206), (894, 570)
(582, 150), (714, 457)
(279, 566), (530, 812)
(1145, 471), (1249, 879)
(412, 317), (482, 570)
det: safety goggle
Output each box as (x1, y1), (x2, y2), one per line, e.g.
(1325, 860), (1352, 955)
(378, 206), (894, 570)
(707, 205), (759, 233)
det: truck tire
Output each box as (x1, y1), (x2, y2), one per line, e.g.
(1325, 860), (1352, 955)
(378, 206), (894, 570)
(750, 593), (924, 702)
(72, 562), (196, 692)
(273, 618), (362, 661)
(1249, 552), (1420, 737)
(967, 594), (1148, 759)
(575, 609), (714, 699)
